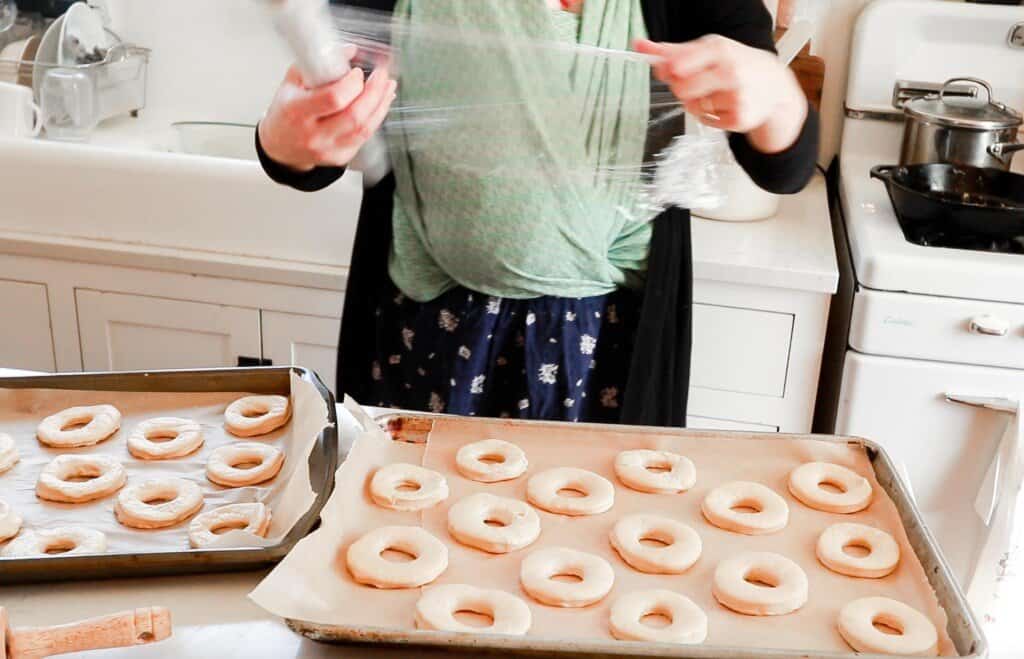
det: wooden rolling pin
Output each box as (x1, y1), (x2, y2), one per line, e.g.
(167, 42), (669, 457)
(0, 607), (171, 659)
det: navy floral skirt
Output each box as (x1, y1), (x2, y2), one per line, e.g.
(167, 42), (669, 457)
(369, 278), (640, 423)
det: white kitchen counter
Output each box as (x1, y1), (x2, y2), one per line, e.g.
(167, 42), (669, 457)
(0, 169), (836, 295)
(692, 174), (838, 295)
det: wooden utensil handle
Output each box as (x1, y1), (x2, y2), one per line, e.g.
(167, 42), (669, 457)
(9, 607), (171, 659)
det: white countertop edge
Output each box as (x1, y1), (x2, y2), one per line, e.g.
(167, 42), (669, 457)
(0, 230), (349, 292)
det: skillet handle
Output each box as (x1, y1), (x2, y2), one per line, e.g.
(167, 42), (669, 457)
(870, 165), (895, 181)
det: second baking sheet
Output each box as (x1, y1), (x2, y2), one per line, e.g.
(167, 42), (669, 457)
(417, 418), (955, 654)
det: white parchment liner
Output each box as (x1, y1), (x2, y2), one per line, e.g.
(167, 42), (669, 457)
(0, 371), (328, 554)
(251, 404), (957, 655)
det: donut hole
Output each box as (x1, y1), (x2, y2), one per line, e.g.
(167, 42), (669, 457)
(395, 480), (422, 494)
(43, 541), (77, 555)
(231, 459), (263, 471)
(842, 541), (873, 559)
(872, 614), (905, 636)
(144, 430), (180, 444)
(556, 486), (587, 499)
(743, 568), (779, 589)
(638, 531), (673, 549)
(240, 406), (270, 419)
(483, 517), (507, 528)
(818, 479), (848, 495)
(729, 498), (763, 515)
(478, 453), (506, 465)
(644, 462), (672, 474)
(640, 609), (673, 629)
(549, 571), (584, 584)
(380, 546), (417, 563)
(211, 520), (249, 535)
(453, 608), (495, 628)
(142, 495), (177, 506)
(59, 416), (93, 432)
(61, 467), (102, 483)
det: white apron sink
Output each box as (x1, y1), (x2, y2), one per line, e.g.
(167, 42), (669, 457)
(0, 133), (361, 268)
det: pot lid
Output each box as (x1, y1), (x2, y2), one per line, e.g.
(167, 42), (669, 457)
(905, 77), (1022, 130)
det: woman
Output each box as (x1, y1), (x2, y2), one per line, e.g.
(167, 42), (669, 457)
(257, 0), (818, 426)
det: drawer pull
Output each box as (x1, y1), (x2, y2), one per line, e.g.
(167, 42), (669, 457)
(968, 315), (1009, 337)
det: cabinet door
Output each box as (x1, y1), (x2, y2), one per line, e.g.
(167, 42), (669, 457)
(261, 310), (341, 395)
(76, 290), (261, 371)
(0, 280), (55, 372)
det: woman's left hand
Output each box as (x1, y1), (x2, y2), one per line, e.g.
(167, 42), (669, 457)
(635, 36), (808, 154)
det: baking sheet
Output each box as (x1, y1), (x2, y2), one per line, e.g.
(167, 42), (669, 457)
(0, 371), (328, 554)
(252, 407), (956, 655)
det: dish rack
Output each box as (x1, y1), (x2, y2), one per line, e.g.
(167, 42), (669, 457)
(0, 32), (148, 123)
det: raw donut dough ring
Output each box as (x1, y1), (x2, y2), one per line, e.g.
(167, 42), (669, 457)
(526, 467), (615, 516)
(2, 526), (106, 557)
(189, 502), (272, 548)
(127, 417), (204, 460)
(0, 499), (22, 542)
(346, 525), (448, 589)
(838, 597), (938, 656)
(36, 404), (121, 448)
(614, 449), (696, 494)
(416, 584), (532, 635)
(455, 439), (528, 483)
(0, 432), (19, 474)
(701, 481), (789, 535)
(610, 514), (701, 574)
(609, 589), (708, 645)
(224, 395), (291, 437)
(817, 522), (900, 579)
(36, 454), (126, 503)
(447, 492), (540, 554)
(520, 547), (615, 608)
(712, 551), (808, 616)
(115, 478), (204, 529)
(789, 462), (873, 514)
(370, 463), (449, 511)
(206, 443), (284, 487)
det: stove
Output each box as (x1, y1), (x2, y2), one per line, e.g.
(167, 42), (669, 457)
(817, 0), (1024, 647)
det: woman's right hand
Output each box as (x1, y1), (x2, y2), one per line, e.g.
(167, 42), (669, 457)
(258, 59), (397, 173)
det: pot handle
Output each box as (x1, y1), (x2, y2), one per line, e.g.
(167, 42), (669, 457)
(990, 142), (1024, 165)
(941, 77), (993, 104)
(870, 165), (895, 181)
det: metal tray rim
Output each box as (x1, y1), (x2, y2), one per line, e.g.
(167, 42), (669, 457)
(0, 366), (339, 583)
(285, 412), (987, 659)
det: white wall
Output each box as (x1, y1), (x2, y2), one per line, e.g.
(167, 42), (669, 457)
(103, 0), (292, 126)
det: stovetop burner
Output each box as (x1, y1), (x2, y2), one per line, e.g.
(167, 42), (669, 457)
(901, 221), (1024, 254)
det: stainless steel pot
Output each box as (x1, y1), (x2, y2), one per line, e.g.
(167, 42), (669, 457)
(900, 77), (1024, 170)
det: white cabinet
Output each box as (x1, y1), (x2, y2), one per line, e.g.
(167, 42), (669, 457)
(76, 290), (261, 371)
(261, 310), (342, 395)
(0, 279), (55, 372)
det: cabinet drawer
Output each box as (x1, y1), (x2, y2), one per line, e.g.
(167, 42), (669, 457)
(691, 303), (793, 397)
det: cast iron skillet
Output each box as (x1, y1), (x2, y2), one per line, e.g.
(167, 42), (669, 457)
(871, 163), (1024, 239)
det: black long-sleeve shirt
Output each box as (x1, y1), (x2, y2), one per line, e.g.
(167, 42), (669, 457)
(257, 0), (820, 427)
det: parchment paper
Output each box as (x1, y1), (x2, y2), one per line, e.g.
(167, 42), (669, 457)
(251, 408), (957, 656)
(0, 371), (328, 553)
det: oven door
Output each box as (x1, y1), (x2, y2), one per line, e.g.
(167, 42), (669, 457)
(836, 352), (1023, 601)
